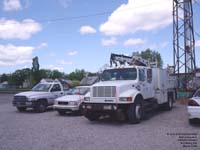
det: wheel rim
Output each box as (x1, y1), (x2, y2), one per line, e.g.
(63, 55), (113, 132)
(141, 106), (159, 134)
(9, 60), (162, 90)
(39, 104), (45, 112)
(135, 104), (141, 119)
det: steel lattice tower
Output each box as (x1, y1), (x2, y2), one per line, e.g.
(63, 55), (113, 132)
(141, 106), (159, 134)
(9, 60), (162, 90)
(173, 0), (196, 89)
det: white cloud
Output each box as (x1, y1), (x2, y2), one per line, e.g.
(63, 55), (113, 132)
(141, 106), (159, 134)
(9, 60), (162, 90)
(58, 60), (73, 65)
(58, 0), (71, 8)
(3, 0), (22, 11)
(196, 40), (200, 47)
(124, 38), (145, 46)
(37, 42), (48, 49)
(80, 26), (97, 34)
(0, 44), (34, 66)
(0, 18), (42, 40)
(68, 51), (78, 56)
(102, 37), (118, 46)
(100, 0), (172, 35)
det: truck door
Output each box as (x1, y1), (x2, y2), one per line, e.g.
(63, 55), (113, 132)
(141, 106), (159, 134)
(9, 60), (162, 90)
(146, 69), (154, 98)
(138, 68), (153, 99)
(50, 84), (63, 103)
(139, 68), (147, 99)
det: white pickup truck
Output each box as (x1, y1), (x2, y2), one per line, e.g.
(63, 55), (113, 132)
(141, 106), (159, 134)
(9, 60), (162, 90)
(82, 53), (177, 124)
(13, 80), (65, 113)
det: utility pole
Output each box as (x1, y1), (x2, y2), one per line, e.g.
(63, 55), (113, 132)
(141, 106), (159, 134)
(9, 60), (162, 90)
(173, 0), (196, 90)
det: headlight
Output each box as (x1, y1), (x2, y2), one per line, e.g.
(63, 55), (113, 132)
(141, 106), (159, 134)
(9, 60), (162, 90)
(68, 101), (78, 105)
(119, 97), (132, 102)
(84, 97), (90, 101)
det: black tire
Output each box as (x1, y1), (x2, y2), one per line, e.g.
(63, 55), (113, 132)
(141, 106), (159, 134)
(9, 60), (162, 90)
(84, 111), (100, 121)
(17, 107), (26, 112)
(34, 100), (47, 113)
(189, 119), (196, 124)
(58, 110), (66, 115)
(127, 98), (144, 124)
(164, 95), (173, 111)
(77, 105), (83, 116)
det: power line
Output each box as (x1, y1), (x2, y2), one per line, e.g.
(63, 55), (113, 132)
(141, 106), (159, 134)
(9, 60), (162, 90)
(0, 1), (170, 25)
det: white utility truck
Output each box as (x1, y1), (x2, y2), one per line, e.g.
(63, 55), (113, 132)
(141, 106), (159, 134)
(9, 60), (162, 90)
(13, 79), (65, 113)
(82, 53), (177, 124)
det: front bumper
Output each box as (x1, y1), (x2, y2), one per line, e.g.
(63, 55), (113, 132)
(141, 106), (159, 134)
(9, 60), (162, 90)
(53, 104), (79, 111)
(12, 100), (36, 108)
(82, 102), (119, 112)
(187, 106), (200, 119)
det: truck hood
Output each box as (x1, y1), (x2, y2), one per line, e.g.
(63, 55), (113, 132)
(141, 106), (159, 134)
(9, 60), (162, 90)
(15, 91), (50, 98)
(56, 95), (84, 102)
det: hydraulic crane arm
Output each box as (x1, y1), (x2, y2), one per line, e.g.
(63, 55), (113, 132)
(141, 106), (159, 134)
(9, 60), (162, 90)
(110, 53), (148, 67)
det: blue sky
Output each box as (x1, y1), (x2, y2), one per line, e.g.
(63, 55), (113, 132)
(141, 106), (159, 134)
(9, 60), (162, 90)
(0, 0), (200, 74)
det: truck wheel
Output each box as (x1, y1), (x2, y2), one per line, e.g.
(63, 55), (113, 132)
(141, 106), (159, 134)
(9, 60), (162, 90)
(17, 107), (26, 112)
(164, 96), (173, 110)
(127, 99), (143, 124)
(58, 110), (66, 115)
(189, 119), (196, 124)
(85, 111), (100, 121)
(34, 100), (47, 113)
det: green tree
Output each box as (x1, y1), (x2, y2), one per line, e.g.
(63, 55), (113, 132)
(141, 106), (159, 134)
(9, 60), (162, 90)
(7, 68), (31, 87)
(31, 56), (40, 84)
(68, 69), (86, 81)
(139, 49), (163, 68)
(50, 70), (64, 79)
(32, 56), (39, 72)
(0, 74), (8, 83)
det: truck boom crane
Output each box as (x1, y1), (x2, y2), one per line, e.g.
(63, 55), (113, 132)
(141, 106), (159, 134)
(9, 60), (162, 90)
(110, 53), (149, 67)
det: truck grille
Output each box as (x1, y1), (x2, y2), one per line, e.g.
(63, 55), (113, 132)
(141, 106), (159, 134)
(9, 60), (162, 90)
(14, 96), (27, 102)
(58, 102), (68, 105)
(93, 86), (116, 97)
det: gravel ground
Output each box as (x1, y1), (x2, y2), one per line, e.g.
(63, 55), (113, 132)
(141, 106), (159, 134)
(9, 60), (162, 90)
(0, 93), (199, 150)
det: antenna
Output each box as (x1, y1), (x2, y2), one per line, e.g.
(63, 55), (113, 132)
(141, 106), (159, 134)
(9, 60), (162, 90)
(173, 0), (196, 89)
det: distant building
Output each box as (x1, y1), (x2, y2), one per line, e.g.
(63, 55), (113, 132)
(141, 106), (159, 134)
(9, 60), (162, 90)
(0, 81), (16, 89)
(57, 78), (73, 90)
(23, 79), (32, 89)
(80, 73), (99, 85)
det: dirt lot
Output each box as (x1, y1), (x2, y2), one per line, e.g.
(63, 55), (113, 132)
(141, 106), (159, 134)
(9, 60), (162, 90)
(0, 93), (199, 150)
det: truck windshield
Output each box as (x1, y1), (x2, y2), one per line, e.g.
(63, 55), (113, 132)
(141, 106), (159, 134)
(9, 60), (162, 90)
(101, 68), (137, 81)
(32, 84), (52, 92)
(68, 87), (89, 95)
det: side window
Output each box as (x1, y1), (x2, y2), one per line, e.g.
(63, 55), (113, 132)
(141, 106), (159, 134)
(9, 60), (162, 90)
(194, 91), (200, 97)
(51, 84), (61, 92)
(147, 69), (152, 83)
(139, 69), (145, 82)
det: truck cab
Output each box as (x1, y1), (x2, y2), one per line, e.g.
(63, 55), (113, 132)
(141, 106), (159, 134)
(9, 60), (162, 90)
(13, 80), (65, 113)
